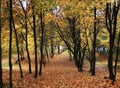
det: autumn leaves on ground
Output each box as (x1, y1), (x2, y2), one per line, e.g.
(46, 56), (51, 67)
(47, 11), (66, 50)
(2, 53), (120, 88)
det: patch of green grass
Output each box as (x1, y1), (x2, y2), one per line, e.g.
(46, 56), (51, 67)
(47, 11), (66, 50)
(2, 63), (9, 68)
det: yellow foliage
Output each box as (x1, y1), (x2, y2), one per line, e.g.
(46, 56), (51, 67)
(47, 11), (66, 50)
(43, 13), (55, 24)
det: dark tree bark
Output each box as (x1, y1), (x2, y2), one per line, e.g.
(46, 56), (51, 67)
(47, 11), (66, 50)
(39, 12), (44, 75)
(0, 0), (3, 87)
(68, 50), (72, 61)
(32, 3), (38, 78)
(80, 47), (86, 71)
(114, 32), (120, 80)
(25, 11), (32, 74)
(9, 0), (13, 87)
(105, 2), (119, 81)
(91, 6), (97, 76)
(58, 45), (60, 54)
(50, 39), (54, 58)
(13, 19), (23, 78)
(77, 29), (82, 71)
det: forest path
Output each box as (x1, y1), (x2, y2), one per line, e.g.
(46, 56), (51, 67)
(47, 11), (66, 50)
(32, 54), (119, 88)
(3, 54), (120, 88)
(44, 54), (76, 72)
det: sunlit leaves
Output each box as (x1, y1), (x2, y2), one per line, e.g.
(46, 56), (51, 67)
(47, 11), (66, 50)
(35, 0), (55, 13)
(43, 13), (55, 24)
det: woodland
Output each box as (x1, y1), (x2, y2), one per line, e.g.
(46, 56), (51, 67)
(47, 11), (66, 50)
(0, 0), (120, 88)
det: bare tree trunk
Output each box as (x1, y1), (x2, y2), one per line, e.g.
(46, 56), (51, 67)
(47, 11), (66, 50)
(50, 40), (54, 58)
(91, 6), (97, 76)
(13, 19), (23, 78)
(58, 45), (60, 54)
(114, 32), (120, 80)
(68, 50), (72, 61)
(108, 35), (115, 80)
(32, 3), (38, 78)
(39, 12), (44, 75)
(25, 15), (32, 74)
(9, 0), (13, 87)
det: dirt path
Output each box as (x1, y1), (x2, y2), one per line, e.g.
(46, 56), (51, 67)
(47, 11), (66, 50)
(3, 54), (120, 88)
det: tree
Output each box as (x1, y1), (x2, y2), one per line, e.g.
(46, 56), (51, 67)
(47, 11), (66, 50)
(18, 0), (32, 74)
(67, 17), (83, 71)
(38, 0), (49, 75)
(105, 1), (120, 81)
(0, 0), (3, 87)
(39, 12), (44, 75)
(91, 1), (97, 76)
(50, 29), (55, 58)
(13, 19), (23, 78)
(36, 0), (55, 75)
(83, 18), (94, 72)
(31, 0), (38, 78)
(9, 0), (13, 87)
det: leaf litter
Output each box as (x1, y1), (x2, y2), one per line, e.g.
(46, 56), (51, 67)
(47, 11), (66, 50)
(2, 54), (120, 88)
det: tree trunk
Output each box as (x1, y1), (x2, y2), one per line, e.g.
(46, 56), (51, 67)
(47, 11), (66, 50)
(90, 61), (92, 72)
(78, 29), (83, 72)
(50, 39), (54, 58)
(81, 47), (86, 69)
(91, 6), (97, 76)
(13, 20), (23, 78)
(18, 0), (32, 73)
(25, 13), (32, 74)
(58, 45), (60, 54)
(78, 50), (82, 71)
(68, 50), (72, 61)
(67, 17), (83, 71)
(108, 36), (115, 80)
(114, 32), (120, 80)
(73, 46), (78, 67)
(32, 3), (38, 78)
(39, 12), (44, 75)
(0, 0), (3, 87)
(9, 0), (13, 87)
(105, 2), (119, 81)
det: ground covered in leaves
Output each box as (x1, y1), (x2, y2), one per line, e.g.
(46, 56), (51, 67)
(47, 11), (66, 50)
(2, 54), (120, 88)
